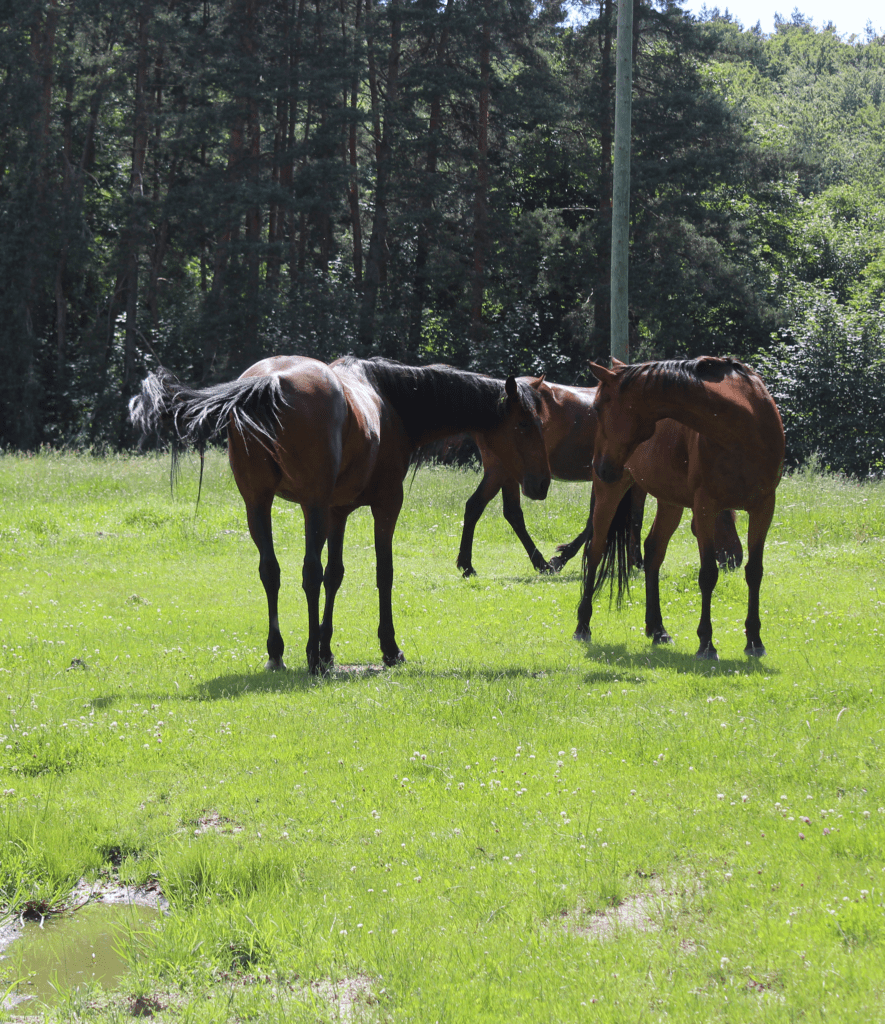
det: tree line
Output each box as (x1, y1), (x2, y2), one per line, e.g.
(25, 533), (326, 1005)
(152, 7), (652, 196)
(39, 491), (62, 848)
(1, 1), (884, 472)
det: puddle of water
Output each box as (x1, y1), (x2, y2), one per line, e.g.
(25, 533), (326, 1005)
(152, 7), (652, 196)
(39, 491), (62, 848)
(1, 902), (158, 1009)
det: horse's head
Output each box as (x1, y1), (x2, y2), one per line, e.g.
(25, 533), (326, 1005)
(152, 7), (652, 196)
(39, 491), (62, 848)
(588, 360), (656, 484)
(489, 375), (551, 500)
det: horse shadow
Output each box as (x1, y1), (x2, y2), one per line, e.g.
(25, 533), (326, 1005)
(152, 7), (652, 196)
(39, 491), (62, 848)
(577, 639), (780, 680)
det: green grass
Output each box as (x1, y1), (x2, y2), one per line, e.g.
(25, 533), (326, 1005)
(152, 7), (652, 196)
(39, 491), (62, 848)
(1, 450), (884, 1022)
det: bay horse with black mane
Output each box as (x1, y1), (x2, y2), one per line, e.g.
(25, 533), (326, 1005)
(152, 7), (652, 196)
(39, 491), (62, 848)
(457, 380), (743, 577)
(130, 355), (550, 674)
(575, 356), (784, 659)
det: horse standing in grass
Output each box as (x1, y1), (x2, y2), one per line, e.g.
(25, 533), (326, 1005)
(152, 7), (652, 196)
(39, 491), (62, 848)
(575, 357), (784, 659)
(130, 356), (551, 674)
(457, 380), (743, 577)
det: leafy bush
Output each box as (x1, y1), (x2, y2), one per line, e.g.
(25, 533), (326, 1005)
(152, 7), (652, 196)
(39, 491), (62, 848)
(755, 289), (885, 477)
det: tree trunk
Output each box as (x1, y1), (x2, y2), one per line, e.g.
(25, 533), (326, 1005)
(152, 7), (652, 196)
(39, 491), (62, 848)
(469, 18), (491, 349)
(347, 0), (363, 286)
(124, 2), (153, 394)
(593, 0), (615, 354)
(359, 0), (402, 349)
(407, 0), (453, 356)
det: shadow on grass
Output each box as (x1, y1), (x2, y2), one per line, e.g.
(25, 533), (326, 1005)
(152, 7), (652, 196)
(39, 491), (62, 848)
(575, 639), (779, 679)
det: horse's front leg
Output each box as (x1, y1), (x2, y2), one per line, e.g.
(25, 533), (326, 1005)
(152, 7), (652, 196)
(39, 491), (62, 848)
(693, 507), (720, 660)
(574, 479), (630, 641)
(318, 508), (350, 671)
(550, 488), (594, 573)
(501, 478), (552, 573)
(302, 505), (330, 675)
(643, 501), (683, 644)
(245, 499), (287, 671)
(457, 470), (502, 577)
(372, 494), (405, 667)
(744, 495), (775, 656)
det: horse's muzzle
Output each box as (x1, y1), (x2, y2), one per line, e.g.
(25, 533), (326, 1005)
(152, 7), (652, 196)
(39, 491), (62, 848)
(594, 456), (624, 485)
(522, 473), (550, 501)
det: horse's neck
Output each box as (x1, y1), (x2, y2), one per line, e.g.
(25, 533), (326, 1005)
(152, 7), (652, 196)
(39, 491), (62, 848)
(639, 379), (753, 444)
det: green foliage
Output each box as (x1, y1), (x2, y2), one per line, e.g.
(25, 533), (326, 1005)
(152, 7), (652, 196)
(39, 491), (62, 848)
(756, 291), (885, 477)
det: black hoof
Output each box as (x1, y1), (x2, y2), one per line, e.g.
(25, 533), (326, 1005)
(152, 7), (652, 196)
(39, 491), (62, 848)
(744, 642), (766, 657)
(383, 649), (405, 667)
(459, 564), (477, 578)
(265, 657), (287, 672)
(650, 630), (672, 645)
(573, 627), (591, 642)
(535, 560), (555, 575)
(696, 644), (719, 661)
(547, 555), (566, 573)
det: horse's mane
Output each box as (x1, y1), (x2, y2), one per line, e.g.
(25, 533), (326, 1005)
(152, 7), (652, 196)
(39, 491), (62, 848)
(619, 356), (756, 393)
(339, 356), (540, 439)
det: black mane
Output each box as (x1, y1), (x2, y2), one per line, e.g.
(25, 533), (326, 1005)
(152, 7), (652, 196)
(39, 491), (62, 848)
(619, 356), (756, 393)
(339, 356), (538, 439)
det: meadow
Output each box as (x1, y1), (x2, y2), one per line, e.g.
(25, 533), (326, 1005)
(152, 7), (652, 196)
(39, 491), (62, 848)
(1, 450), (884, 1022)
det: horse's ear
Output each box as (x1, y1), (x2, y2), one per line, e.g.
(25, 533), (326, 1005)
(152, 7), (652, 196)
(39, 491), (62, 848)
(529, 373), (546, 389)
(588, 361), (617, 385)
(611, 357), (627, 368)
(505, 375), (519, 400)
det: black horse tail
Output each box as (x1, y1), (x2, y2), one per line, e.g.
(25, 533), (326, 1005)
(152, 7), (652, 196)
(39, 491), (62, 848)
(129, 367), (290, 494)
(581, 486), (633, 610)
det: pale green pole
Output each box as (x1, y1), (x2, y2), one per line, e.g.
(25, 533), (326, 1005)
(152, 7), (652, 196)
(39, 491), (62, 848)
(610, 0), (633, 364)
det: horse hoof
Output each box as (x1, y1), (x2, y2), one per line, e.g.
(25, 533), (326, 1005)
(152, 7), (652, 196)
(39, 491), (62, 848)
(651, 631), (672, 645)
(460, 565), (477, 578)
(548, 556), (565, 573)
(744, 643), (766, 657)
(695, 645), (719, 661)
(383, 649), (405, 667)
(573, 627), (591, 642)
(537, 561), (555, 575)
(265, 658), (286, 672)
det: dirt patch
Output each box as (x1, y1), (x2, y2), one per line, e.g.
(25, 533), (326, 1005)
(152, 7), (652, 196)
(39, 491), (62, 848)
(563, 893), (661, 940)
(305, 975), (379, 1020)
(189, 811), (244, 836)
(70, 876), (169, 912)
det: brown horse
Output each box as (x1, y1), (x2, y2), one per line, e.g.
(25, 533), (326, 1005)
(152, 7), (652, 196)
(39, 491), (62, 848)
(575, 356), (784, 659)
(130, 356), (551, 674)
(457, 380), (743, 577)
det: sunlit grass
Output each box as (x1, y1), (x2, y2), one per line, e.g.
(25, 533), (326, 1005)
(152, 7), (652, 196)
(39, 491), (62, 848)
(1, 450), (884, 1022)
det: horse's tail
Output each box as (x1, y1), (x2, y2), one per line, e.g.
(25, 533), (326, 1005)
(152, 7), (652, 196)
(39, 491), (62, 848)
(581, 486), (633, 609)
(129, 367), (289, 491)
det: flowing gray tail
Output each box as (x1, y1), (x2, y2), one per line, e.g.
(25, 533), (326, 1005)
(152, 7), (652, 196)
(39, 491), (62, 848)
(128, 367), (289, 493)
(581, 487), (633, 609)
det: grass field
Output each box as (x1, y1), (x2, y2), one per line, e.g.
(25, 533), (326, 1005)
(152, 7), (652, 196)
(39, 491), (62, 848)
(1, 450), (884, 1022)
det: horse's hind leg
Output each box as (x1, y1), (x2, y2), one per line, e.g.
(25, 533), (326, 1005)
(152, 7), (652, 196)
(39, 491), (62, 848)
(744, 495), (775, 657)
(457, 469), (502, 577)
(501, 479), (552, 573)
(246, 500), (286, 671)
(302, 505), (330, 675)
(693, 508), (720, 660)
(318, 509), (349, 670)
(643, 502), (683, 644)
(372, 493), (405, 667)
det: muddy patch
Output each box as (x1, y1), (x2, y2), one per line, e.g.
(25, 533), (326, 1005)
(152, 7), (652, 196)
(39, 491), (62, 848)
(1, 901), (159, 1010)
(1, 881), (166, 1012)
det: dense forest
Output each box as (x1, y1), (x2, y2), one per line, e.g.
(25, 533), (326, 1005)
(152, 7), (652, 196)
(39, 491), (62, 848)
(1, 0), (883, 472)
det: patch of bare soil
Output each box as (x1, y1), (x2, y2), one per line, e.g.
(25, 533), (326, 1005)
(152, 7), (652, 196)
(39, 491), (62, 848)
(563, 893), (661, 940)
(305, 975), (379, 1021)
(188, 811), (244, 836)
(70, 876), (169, 912)
(558, 875), (703, 942)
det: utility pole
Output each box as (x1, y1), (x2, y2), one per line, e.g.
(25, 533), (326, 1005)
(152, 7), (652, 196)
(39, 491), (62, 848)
(610, 0), (633, 364)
